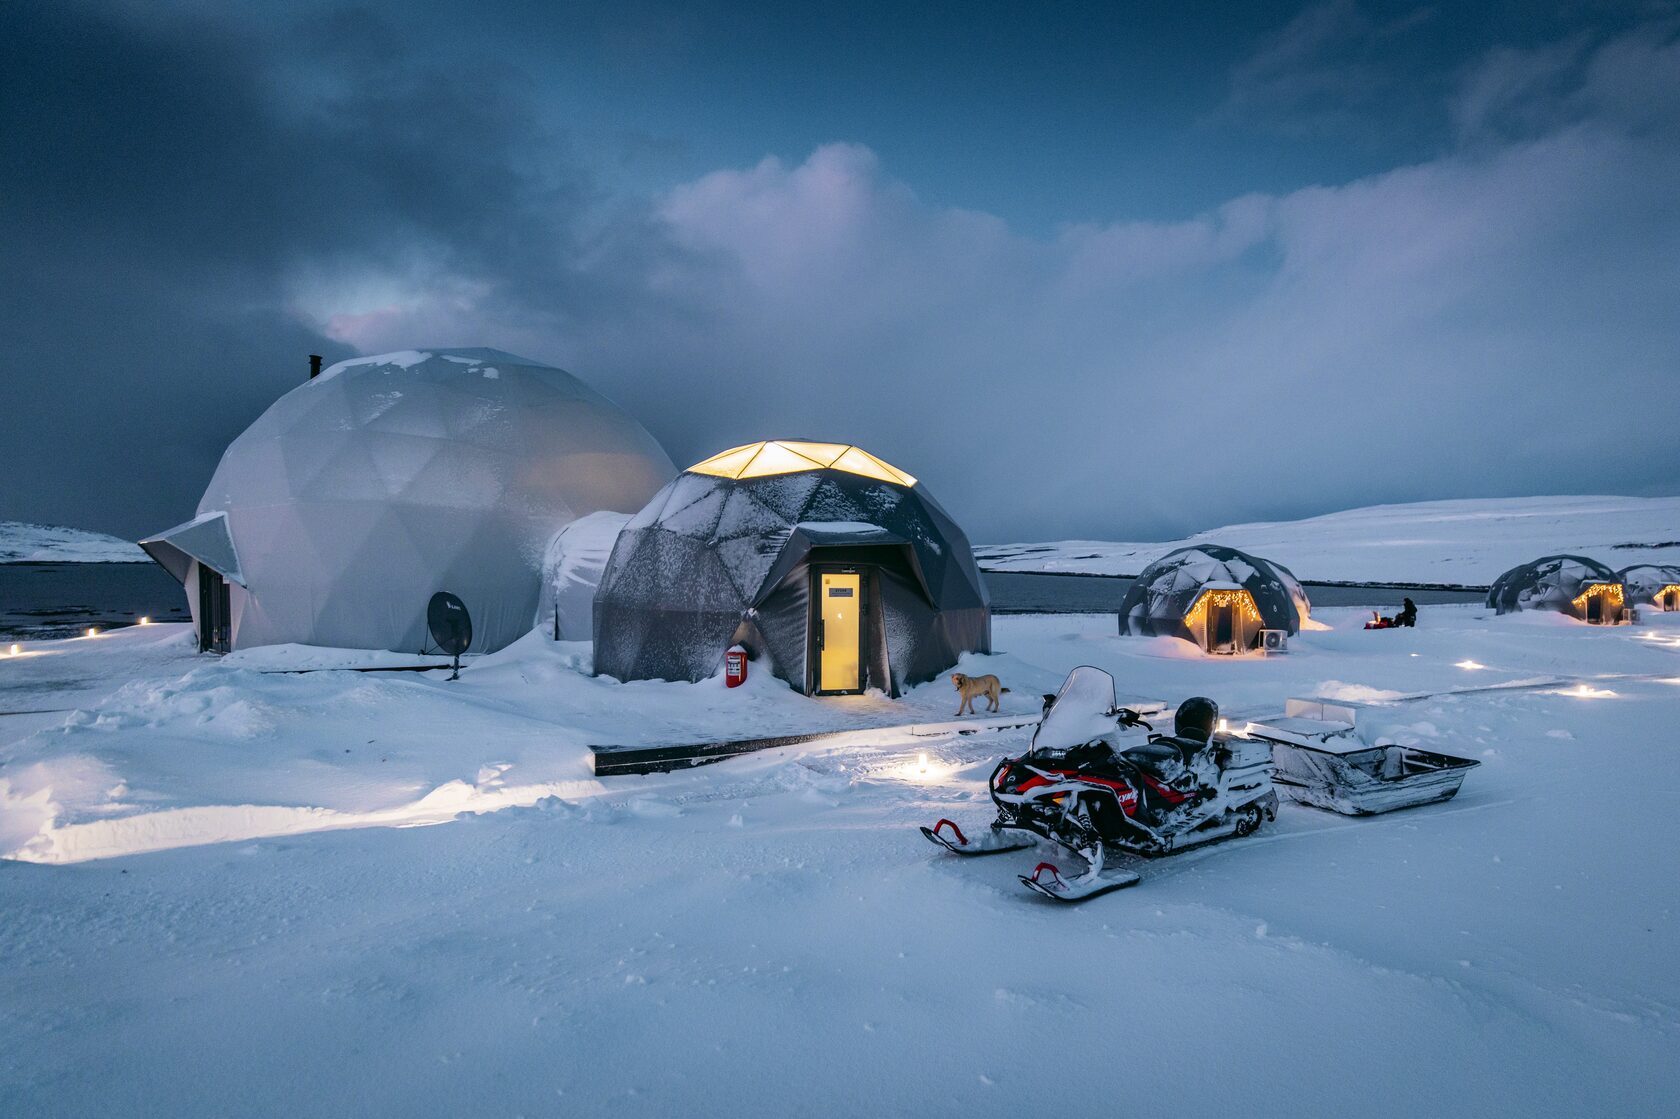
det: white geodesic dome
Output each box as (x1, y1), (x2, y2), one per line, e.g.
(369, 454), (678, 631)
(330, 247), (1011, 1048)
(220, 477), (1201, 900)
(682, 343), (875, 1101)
(150, 348), (675, 653)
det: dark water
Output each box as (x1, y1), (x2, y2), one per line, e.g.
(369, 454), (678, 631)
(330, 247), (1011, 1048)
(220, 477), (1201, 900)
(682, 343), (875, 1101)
(982, 571), (1485, 614)
(0, 563), (189, 639)
(0, 563), (1485, 640)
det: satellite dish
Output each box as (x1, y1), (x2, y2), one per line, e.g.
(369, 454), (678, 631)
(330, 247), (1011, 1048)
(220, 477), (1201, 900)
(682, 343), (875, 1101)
(427, 591), (472, 680)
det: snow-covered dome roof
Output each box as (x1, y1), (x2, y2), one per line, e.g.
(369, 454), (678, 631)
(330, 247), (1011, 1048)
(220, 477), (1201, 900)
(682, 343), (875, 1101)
(593, 442), (987, 689)
(1118, 544), (1310, 640)
(1487, 554), (1619, 617)
(152, 348), (675, 653)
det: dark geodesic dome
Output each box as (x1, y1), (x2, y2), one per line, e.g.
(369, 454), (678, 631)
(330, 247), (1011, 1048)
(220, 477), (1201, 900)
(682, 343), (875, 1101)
(1487, 554), (1620, 618)
(1618, 563), (1680, 606)
(593, 443), (989, 694)
(1118, 544), (1310, 647)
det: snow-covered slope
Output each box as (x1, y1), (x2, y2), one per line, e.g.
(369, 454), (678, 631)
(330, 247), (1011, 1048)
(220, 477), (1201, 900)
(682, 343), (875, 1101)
(0, 521), (147, 563)
(978, 495), (1680, 585)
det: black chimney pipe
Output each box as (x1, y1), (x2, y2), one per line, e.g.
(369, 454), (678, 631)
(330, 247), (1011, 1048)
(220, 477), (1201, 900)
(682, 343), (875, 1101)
(308, 354), (323, 379)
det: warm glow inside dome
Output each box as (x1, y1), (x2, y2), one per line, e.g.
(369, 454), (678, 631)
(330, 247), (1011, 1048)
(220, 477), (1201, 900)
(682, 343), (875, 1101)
(688, 441), (917, 486)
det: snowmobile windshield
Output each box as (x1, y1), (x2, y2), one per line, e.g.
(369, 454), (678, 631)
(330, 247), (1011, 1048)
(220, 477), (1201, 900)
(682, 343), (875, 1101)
(1031, 666), (1118, 754)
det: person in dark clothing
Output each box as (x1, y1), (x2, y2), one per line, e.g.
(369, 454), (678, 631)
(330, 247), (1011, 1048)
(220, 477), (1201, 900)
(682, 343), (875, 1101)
(1394, 597), (1418, 627)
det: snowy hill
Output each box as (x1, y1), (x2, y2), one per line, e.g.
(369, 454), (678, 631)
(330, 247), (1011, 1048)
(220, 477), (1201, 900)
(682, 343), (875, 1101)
(0, 521), (147, 563)
(977, 496), (1680, 586)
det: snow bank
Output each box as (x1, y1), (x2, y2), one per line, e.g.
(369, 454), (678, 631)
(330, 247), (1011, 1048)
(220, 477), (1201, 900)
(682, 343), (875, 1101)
(978, 495), (1680, 584)
(0, 521), (147, 563)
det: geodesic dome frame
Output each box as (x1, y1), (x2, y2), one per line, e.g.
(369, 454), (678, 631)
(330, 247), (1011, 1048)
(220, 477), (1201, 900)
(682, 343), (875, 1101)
(143, 348), (675, 654)
(593, 443), (989, 695)
(1486, 554), (1623, 621)
(1117, 544), (1310, 650)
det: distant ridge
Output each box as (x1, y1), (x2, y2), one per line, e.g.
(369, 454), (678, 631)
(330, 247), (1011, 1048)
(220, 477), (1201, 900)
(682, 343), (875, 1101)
(0, 521), (147, 564)
(977, 496), (1680, 585)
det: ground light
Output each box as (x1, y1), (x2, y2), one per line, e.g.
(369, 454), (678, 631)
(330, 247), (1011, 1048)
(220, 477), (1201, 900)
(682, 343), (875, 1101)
(85, 627), (99, 639)
(8, 644), (19, 656)
(1563, 684), (1617, 699)
(1456, 660), (1486, 670)
(139, 616), (151, 625)
(891, 750), (953, 784)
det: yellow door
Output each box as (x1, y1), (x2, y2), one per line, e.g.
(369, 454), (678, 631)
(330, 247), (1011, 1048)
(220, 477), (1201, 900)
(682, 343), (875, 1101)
(818, 572), (862, 692)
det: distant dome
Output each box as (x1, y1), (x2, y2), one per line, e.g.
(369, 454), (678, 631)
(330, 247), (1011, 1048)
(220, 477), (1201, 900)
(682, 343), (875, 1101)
(149, 348), (675, 653)
(1618, 563), (1680, 606)
(1488, 554), (1622, 622)
(1118, 544), (1310, 652)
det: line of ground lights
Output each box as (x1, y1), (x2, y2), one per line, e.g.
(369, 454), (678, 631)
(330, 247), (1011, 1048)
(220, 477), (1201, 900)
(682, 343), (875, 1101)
(3, 617), (156, 657)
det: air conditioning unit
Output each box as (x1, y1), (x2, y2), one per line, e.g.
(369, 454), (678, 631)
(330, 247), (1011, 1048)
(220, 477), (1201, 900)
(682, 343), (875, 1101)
(1259, 629), (1288, 653)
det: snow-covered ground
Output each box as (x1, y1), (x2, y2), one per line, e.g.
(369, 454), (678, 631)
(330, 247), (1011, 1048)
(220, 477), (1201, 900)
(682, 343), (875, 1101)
(977, 495), (1680, 584)
(4, 603), (1680, 1116)
(0, 521), (147, 563)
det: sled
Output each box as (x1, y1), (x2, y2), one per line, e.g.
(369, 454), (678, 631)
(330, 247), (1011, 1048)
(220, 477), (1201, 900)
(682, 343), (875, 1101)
(1247, 700), (1478, 816)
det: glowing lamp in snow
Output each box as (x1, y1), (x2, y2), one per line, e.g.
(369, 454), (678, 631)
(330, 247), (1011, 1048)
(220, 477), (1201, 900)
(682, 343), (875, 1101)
(85, 628), (98, 638)
(8, 644), (18, 656)
(139, 616), (151, 625)
(725, 646), (748, 688)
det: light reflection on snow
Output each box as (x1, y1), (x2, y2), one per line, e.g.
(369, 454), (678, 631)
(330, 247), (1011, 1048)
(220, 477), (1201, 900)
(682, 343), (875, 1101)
(1455, 660), (1486, 670)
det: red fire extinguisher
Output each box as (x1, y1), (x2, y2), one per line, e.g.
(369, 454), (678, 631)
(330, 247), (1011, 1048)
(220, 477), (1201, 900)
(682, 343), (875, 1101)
(725, 645), (748, 688)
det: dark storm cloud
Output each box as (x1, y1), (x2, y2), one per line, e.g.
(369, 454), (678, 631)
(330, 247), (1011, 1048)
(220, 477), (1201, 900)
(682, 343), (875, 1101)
(0, 1), (675, 537)
(2, 1), (1678, 546)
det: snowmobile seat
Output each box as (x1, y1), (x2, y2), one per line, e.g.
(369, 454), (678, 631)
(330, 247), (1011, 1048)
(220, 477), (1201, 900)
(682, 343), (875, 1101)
(1124, 738), (1201, 779)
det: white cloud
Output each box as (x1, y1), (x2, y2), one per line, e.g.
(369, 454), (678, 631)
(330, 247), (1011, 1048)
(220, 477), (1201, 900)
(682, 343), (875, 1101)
(311, 21), (1680, 541)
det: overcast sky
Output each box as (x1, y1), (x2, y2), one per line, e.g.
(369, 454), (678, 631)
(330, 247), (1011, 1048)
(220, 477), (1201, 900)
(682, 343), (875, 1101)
(3, 0), (1678, 543)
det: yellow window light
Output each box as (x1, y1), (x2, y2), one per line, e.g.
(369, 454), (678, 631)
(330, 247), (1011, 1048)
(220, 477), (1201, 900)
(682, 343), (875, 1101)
(688, 441), (917, 486)
(1182, 586), (1264, 631)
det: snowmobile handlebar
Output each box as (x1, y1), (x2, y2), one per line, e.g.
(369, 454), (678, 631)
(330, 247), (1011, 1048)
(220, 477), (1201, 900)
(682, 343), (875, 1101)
(1111, 707), (1154, 733)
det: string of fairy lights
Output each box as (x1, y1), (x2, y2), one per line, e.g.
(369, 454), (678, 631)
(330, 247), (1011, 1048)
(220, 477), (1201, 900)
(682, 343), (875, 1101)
(1183, 587), (1264, 631)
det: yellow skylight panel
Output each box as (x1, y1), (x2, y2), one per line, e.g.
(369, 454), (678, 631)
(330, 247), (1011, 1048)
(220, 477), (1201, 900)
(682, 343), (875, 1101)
(688, 443), (764, 478)
(739, 441), (828, 478)
(686, 440), (918, 485)
(776, 441), (850, 467)
(832, 445), (917, 486)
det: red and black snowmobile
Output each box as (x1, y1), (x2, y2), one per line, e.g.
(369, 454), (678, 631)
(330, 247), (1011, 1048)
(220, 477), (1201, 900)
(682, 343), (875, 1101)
(922, 666), (1278, 902)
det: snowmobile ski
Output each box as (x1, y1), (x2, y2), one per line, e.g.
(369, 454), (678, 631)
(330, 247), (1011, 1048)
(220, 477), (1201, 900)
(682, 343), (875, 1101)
(920, 818), (1034, 856)
(1018, 860), (1141, 902)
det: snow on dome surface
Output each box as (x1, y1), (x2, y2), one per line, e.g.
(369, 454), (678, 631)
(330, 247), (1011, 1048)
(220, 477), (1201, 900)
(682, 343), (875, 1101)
(1118, 544), (1310, 643)
(151, 348), (675, 653)
(688, 440), (916, 486)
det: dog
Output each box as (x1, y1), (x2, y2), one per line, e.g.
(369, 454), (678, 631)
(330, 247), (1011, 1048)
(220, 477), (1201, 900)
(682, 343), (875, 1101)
(951, 672), (1009, 715)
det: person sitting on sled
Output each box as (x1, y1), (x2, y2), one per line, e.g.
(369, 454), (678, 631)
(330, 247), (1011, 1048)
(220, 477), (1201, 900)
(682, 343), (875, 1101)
(1394, 597), (1417, 627)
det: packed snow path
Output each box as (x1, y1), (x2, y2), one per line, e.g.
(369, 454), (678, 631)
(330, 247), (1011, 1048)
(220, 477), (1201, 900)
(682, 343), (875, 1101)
(3, 608), (1679, 1116)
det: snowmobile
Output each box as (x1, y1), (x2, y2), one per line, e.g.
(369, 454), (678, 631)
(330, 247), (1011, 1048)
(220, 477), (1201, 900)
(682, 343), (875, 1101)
(921, 666), (1278, 902)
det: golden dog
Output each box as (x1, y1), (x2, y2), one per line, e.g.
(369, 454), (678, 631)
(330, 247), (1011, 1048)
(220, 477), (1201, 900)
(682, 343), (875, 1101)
(951, 672), (1009, 715)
